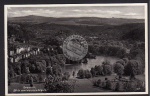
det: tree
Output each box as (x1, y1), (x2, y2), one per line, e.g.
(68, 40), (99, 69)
(36, 62), (43, 73)
(116, 48), (126, 58)
(116, 59), (126, 66)
(72, 71), (75, 77)
(102, 60), (110, 65)
(77, 69), (85, 78)
(114, 63), (124, 79)
(38, 74), (44, 83)
(96, 65), (103, 75)
(62, 72), (70, 80)
(46, 66), (53, 76)
(124, 60), (140, 79)
(15, 65), (21, 75)
(135, 56), (145, 74)
(20, 74), (26, 83)
(93, 79), (102, 87)
(29, 64), (36, 73)
(52, 64), (62, 76)
(8, 65), (15, 78)
(122, 58), (129, 64)
(22, 28), (36, 42)
(26, 74), (31, 83)
(84, 70), (92, 78)
(45, 76), (75, 93)
(41, 60), (47, 67)
(35, 61), (46, 73)
(8, 24), (23, 38)
(30, 77), (33, 87)
(21, 60), (29, 74)
(103, 64), (112, 75)
(115, 81), (124, 91)
(21, 62), (27, 74)
(105, 80), (112, 89)
(90, 67), (96, 77)
(102, 61), (112, 75)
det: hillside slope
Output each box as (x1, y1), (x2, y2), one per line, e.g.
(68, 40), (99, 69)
(8, 15), (144, 25)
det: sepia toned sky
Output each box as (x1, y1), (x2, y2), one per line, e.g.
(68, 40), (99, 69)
(7, 5), (145, 19)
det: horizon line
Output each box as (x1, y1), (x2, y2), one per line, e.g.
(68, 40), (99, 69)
(8, 15), (144, 20)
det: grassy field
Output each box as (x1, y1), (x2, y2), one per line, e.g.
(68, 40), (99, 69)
(8, 74), (145, 93)
(72, 77), (113, 92)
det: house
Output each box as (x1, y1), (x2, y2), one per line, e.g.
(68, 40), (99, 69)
(8, 45), (15, 56)
(8, 44), (41, 63)
(10, 54), (23, 63)
(32, 48), (40, 55)
(9, 50), (14, 56)
(16, 45), (31, 54)
(8, 57), (14, 63)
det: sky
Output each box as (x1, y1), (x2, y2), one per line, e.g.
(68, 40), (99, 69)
(7, 5), (145, 19)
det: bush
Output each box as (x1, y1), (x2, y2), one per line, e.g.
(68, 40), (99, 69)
(93, 80), (98, 87)
(46, 66), (53, 76)
(26, 74), (31, 83)
(123, 81), (137, 92)
(94, 65), (103, 75)
(93, 79), (102, 87)
(90, 61), (112, 78)
(47, 81), (74, 93)
(115, 81), (124, 91)
(77, 69), (92, 79)
(20, 74), (26, 83)
(90, 67), (96, 77)
(38, 74), (44, 83)
(8, 65), (15, 78)
(123, 80), (145, 92)
(102, 64), (112, 75)
(122, 58), (129, 64)
(105, 80), (112, 90)
(52, 64), (62, 76)
(32, 75), (38, 82)
(45, 76), (75, 93)
(62, 72), (70, 80)
(77, 69), (85, 79)
(116, 59), (126, 66)
(124, 60), (142, 79)
(84, 70), (92, 78)
(113, 63), (124, 78)
(93, 78), (112, 90)
(113, 79), (145, 92)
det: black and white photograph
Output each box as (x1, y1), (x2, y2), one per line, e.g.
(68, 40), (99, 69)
(4, 4), (148, 95)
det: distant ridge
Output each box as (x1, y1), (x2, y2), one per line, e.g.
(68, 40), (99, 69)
(8, 15), (144, 25)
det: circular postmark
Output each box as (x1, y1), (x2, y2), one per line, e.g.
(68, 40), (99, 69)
(63, 35), (88, 61)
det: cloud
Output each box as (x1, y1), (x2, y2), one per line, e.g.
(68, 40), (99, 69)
(22, 10), (33, 13)
(81, 9), (122, 15)
(73, 9), (82, 12)
(124, 13), (138, 16)
(8, 9), (57, 17)
(105, 10), (121, 14)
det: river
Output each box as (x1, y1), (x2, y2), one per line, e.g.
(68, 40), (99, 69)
(63, 56), (119, 77)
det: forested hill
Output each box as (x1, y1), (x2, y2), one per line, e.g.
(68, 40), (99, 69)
(8, 15), (144, 25)
(8, 15), (145, 42)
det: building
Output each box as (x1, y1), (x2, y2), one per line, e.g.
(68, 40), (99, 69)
(8, 44), (41, 63)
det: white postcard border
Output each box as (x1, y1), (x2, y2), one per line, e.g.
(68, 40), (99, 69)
(4, 3), (149, 95)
